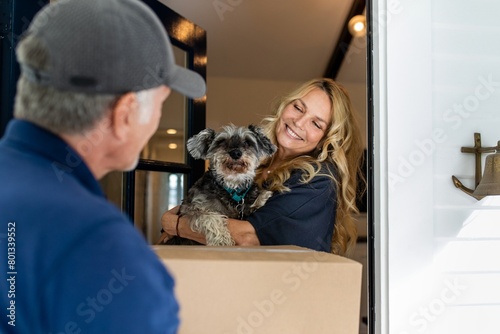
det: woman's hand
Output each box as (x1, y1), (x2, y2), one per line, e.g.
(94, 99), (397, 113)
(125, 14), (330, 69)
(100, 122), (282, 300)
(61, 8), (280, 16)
(160, 206), (207, 244)
(157, 206), (180, 244)
(160, 206), (261, 246)
(160, 206), (180, 237)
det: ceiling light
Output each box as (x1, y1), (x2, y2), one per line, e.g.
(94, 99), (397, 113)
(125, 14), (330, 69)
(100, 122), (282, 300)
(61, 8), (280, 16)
(348, 15), (366, 38)
(166, 129), (177, 135)
(168, 143), (178, 150)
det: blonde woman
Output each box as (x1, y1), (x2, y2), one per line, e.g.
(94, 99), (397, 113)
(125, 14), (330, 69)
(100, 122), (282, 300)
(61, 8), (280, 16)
(162, 78), (364, 255)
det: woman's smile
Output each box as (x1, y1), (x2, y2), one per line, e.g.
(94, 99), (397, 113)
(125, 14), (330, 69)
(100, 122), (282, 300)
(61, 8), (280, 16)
(285, 124), (303, 141)
(275, 88), (332, 159)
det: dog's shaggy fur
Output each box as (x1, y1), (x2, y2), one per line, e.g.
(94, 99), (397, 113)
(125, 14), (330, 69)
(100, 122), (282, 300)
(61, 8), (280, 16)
(164, 124), (277, 246)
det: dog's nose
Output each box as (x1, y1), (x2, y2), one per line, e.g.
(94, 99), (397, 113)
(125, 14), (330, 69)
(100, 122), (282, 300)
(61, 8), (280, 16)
(229, 149), (242, 160)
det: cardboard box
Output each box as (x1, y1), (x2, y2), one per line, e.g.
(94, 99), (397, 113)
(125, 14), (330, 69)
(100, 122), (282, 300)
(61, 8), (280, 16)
(153, 246), (362, 334)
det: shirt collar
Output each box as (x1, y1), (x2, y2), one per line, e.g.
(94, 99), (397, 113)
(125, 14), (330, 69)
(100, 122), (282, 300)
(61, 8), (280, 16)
(1, 119), (104, 197)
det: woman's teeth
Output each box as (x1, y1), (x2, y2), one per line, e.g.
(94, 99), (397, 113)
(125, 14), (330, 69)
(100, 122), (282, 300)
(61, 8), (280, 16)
(286, 125), (303, 140)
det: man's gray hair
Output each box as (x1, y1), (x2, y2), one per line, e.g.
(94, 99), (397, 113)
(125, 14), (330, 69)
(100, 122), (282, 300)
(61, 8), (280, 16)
(14, 34), (155, 135)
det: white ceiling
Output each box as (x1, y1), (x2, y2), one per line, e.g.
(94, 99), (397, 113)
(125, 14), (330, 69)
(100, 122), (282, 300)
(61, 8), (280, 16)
(158, 0), (366, 83)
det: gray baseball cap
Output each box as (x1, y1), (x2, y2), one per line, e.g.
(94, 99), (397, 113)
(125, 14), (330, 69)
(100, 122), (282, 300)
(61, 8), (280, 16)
(18, 0), (206, 98)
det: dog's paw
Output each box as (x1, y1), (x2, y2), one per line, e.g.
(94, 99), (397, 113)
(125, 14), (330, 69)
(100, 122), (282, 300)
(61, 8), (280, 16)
(204, 222), (235, 246)
(251, 190), (273, 209)
(190, 213), (235, 246)
(206, 233), (235, 246)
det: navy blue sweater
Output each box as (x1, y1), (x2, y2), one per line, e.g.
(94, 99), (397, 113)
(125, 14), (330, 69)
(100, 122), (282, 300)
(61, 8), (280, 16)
(0, 120), (179, 333)
(247, 166), (337, 252)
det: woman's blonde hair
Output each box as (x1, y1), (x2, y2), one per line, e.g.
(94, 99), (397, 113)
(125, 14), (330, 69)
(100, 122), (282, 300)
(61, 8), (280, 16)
(257, 78), (365, 256)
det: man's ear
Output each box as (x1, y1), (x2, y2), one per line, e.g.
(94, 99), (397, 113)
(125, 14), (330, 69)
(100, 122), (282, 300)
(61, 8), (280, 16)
(109, 92), (138, 141)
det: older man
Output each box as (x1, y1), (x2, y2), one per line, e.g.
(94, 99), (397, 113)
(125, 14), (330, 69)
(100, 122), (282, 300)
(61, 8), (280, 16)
(0, 0), (205, 332)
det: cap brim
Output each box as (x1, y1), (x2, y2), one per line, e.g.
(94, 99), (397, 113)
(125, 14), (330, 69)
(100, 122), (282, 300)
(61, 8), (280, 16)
(167, 65), (206, 99)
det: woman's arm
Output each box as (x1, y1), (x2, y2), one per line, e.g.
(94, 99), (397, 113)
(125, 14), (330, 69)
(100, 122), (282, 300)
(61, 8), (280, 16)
(160, 206), (260, 246)
(227, 218), (260, 246)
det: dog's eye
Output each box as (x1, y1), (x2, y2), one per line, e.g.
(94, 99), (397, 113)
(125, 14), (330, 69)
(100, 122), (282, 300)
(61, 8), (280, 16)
(244, 140), (253, 148)
(214, 139), (225, 147)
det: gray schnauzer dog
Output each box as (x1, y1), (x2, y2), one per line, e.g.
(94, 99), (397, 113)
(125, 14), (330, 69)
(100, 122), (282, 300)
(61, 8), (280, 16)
(164, 124), (277, 246)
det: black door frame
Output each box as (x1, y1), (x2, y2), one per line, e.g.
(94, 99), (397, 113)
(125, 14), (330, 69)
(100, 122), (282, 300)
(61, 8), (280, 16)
(122, 0), (207, 220)
(0, 0), (49, 136)
(366, 1), (375, 333)
(2, 1), (376, 332)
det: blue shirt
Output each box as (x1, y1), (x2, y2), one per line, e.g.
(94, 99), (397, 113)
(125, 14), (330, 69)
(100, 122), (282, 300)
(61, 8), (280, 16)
(247, 166), (337, 252)
(0, 120), (179, 333)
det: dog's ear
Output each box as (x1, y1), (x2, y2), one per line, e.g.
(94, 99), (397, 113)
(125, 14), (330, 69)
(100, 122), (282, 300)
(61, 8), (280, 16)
(187, 128), (216, 159)
(248, 124), (277, 157)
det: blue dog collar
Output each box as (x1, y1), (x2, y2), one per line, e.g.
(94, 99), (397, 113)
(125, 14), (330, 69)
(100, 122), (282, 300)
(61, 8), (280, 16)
(224, 186), (251, 203)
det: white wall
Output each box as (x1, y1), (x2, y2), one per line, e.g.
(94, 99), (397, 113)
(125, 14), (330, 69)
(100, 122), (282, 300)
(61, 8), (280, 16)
(373, 0), (500, 333)
(206, 76), (368, 150)
(205, 77), (302, 130)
